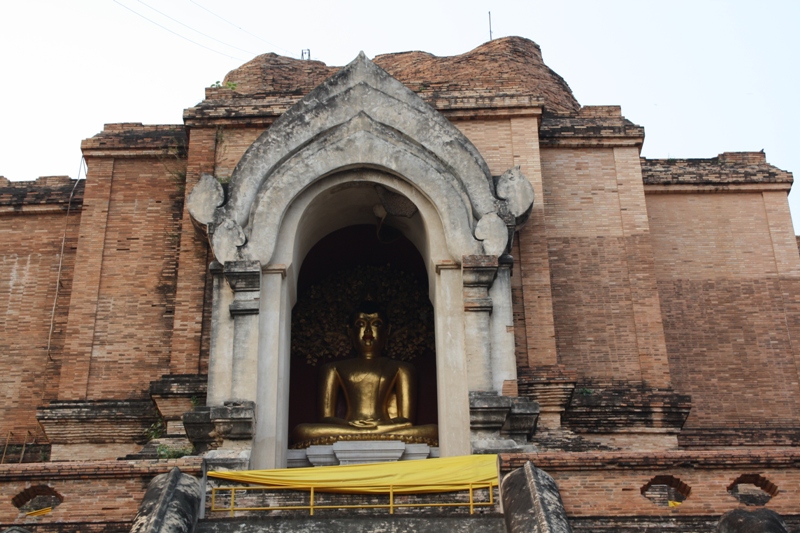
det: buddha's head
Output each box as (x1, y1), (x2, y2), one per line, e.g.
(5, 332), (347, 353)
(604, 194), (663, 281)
(348, 301), (390, 359)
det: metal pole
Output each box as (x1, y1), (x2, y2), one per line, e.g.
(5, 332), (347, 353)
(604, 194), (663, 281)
(1, 431), (12, 464)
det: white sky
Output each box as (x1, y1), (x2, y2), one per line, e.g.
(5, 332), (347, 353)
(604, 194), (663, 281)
(1, 1), (798, 230)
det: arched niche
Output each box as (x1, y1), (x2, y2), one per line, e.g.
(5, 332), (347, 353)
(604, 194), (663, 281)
(188, 53), (534, 469)
(287, 224), (438, 445)
(250, 170), (471, 468)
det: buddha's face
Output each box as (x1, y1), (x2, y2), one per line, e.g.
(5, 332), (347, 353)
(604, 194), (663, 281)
(349, 312), (389, 358)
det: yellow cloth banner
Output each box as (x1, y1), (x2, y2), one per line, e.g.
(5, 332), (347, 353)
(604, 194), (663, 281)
(209, 454), (498, 494)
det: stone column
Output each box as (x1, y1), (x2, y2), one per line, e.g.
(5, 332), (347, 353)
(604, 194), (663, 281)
(490, 255), (517, 393)
(462, 255), (498, 392)
(252, 266), (290, 470)
(223, 260), (261, 403)
(206, 261), (234, 406)
(434, 264), (471, 457)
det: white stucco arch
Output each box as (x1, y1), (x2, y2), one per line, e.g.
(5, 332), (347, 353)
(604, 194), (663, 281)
(187, 52), (535, 469)
(254, 169), (469, 469)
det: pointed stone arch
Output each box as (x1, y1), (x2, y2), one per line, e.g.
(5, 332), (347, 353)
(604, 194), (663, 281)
(189, 52), (534, 469)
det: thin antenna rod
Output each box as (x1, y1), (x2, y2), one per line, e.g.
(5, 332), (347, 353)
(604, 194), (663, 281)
(489, 11), (493, 40)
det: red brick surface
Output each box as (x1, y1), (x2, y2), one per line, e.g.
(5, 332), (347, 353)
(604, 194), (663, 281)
(0, 178), (82, 442)
(222, 37), (579, 115)
(169, 128), (213, 375)
(0, 458), (200, 527)
(541, 147), (670, 385)
(501, 450), (800, 517)
(647, 191), (800, 430)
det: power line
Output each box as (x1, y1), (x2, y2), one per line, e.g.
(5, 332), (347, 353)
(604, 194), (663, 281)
(113, 0), (246, 60)
(136, 0), (259, 56)
(188, 0), (296, 57)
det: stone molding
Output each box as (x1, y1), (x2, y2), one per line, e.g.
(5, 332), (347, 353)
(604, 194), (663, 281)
(36, 400), (159, 445)
(562, 383), (691, 434)
(223, 261), (261, 293)
(539, 107), (644, 149)
(678, 428), (800, 448)
(497, 449), (800, 472)
(188, 53), (534, 265)
(469, 392), (540, 451)
(149, 374), (208, 435)
(182, 401), (255, 453)
(517, 366), (577, 430)
(81, 123), (187, 159)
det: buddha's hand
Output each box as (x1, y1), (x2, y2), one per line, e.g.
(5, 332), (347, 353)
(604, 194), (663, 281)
(348, 419), (379, 428)
(386, 418), (413, 430)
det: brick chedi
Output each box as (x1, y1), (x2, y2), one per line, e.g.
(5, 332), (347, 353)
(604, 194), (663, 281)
(1, 37), (799, 532)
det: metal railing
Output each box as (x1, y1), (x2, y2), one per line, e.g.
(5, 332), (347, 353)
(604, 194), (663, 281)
(1, 430), (36, 464)
(210, 482), (495, 517)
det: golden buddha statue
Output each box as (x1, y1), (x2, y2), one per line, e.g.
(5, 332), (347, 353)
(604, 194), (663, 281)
(291, 301), (438, 447)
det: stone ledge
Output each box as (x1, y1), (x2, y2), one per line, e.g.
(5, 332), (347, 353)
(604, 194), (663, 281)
(0, 177), (84, 208)
(0, 458), (202, 482)
(469, 392), (539, 451)
(0, 522), (133, 533)
(37, 400), (159, 445)
(149, 374), (208, 397)
(149, 374), (208, 435)
(678, 427), (800, 448)
(81, 123), (187, 158)
(539, 108), (644, 147)
(499, 449), (800, 473)
(562, 384), (691, 434)
(642, 152), (793, 186)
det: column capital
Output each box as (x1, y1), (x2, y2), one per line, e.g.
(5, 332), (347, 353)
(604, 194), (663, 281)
(462, 254), (498, 287)
(223, 260), (261, 292)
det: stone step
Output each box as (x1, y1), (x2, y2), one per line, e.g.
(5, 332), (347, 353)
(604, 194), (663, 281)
(196, 513), (507, 533)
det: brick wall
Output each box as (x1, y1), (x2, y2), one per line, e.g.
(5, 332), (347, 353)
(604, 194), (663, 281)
(647, 191), (800, 431)
(0, 458), (200, 529)
(540, 147), (666, 385)
(502, 451), (800, 518)
(0, 177), (82, 443)
(456, 116), (560, 370)
(214, 127), (266, 181)
(80, 158), (184, 399)
(58, 125), (187, 401)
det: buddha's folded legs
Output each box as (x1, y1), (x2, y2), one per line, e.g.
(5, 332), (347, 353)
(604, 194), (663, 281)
(292, 422), (438, 443)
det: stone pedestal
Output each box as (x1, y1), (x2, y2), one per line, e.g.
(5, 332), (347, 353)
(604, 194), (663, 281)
(333, 441), (407, 465)
(287, 449), (313, 468)
(469, 391), (539, 452)
(305, 445), (338, 467)
(400, 443), (432, 461)
(289, 441), (435, 467)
